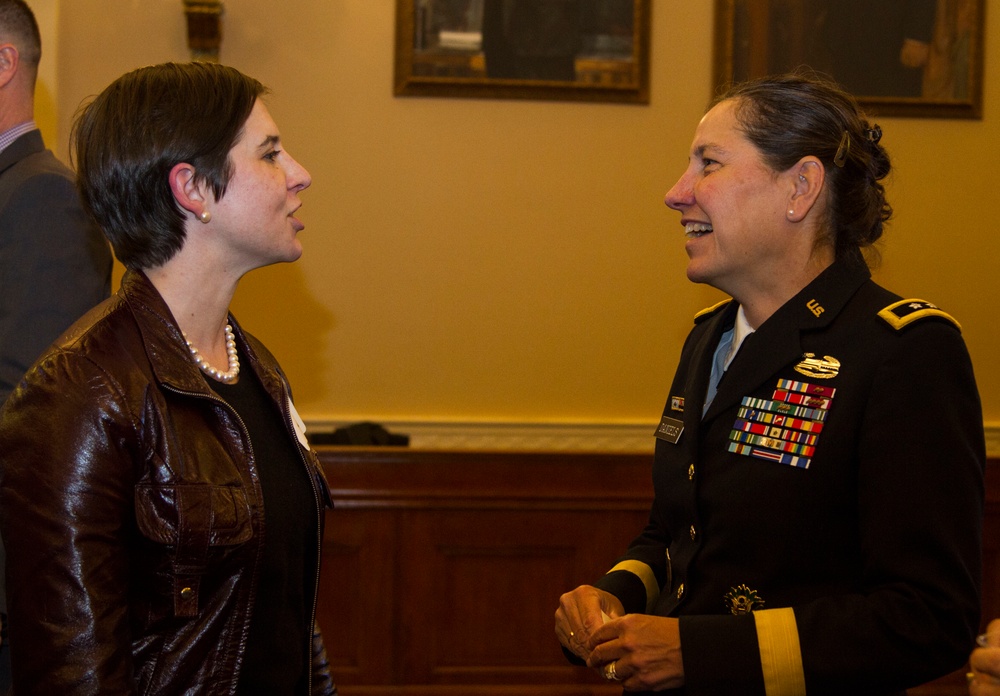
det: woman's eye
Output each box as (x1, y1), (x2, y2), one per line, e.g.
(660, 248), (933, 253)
(264, 150), (281, 162)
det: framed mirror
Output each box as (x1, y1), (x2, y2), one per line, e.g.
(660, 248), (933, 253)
(394, 0), (651, 103)
(713, 0), (984, 119)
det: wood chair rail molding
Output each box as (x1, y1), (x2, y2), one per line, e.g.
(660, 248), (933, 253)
(318, 447), (653, 510)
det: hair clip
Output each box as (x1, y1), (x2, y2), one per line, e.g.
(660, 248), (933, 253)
(833, 130), (850, 167)
(865, 125), (882, 145)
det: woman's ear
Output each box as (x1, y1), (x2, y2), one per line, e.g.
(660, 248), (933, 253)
(168, 162), (212, 223)
(785, 157), (825, 223)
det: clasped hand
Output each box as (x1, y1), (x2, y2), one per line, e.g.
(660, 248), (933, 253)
(970, 619), (1000, 694)
(556, 585), (684, 691)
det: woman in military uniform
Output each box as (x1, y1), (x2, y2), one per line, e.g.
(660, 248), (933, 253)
(555, 73), (985, 695)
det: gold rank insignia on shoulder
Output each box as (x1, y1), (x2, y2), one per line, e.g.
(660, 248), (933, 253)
(694, 298), (731, 324)
(725, 584), (764, 615)
(878, 299), (962, 332)
(793, 353), (840, 379)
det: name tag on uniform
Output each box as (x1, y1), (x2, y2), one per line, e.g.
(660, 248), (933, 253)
(655, 416), (684, 444)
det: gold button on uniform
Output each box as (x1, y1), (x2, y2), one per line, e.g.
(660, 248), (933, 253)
(687, 464), (695, 480)
(677, 583), (685, 599)
(180, 587), (194, 600)
(689, 525), (697, 541)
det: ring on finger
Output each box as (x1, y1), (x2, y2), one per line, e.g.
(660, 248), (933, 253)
(604, 660), (623, 682)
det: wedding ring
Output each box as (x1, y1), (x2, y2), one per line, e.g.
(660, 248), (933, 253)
(604, 660), (622, 681)
(978, 631), (1000, 648)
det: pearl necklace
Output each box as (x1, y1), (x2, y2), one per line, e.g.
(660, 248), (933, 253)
(184, 323), (240, 383)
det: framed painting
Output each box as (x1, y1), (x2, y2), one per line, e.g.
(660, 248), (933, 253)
(394, 0), (651, 103)
(714, 0), (984, 118)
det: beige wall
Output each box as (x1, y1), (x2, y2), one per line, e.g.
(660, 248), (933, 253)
(48, 2), (1000, 434)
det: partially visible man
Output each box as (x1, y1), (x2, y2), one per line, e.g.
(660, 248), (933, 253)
(0, 1), (112, 691)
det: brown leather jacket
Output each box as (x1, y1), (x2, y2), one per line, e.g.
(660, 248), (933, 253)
(0, 270), (337, 695)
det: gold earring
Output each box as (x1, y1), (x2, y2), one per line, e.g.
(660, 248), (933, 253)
(199, 210), (212, 223)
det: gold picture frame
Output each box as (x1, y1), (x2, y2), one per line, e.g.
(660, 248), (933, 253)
(713, 0), (984, 119)
(394, 0), (651, 104)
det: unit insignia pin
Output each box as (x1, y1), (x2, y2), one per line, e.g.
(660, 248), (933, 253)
(724, 584), (765, 615)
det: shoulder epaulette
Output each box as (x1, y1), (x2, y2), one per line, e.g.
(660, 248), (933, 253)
(877, 299), (961, 332)
(694, 299), (732, 324)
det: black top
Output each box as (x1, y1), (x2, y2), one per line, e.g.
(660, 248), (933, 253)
(209, 352), (318, 695)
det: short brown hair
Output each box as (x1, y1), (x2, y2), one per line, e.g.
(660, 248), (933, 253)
(0, 0), (41, 75)
(72, 62), (267, 270)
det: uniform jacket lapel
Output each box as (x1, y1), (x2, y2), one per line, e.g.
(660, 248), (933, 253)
(701, 259), (871, 424)
(683, 302), (737, 437)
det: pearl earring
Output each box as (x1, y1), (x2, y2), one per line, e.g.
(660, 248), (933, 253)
(199, 210), (212, 223)
(788, 209), (795, 216)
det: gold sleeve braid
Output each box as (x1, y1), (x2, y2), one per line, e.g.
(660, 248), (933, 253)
(606, 560), (659, 614)
(754, 607), (807, 696)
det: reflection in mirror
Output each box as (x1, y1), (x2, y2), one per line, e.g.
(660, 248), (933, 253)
(396, 0), (650, 103)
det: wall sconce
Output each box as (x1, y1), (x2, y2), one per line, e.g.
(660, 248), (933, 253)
(183, 0), (224, 62)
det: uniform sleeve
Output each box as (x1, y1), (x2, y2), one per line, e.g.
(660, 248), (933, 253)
(595, 506), (672, 615)
(0, 353), (139, 694)
(681, 320), (984, 696)
(799, 320), (984, 690)
(593, 323), (712, 617)
(0, 171), (112, 405)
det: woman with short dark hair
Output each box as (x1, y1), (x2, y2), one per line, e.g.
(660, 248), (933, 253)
(556, 72), (984, 694)
(0, 62), (337, 695)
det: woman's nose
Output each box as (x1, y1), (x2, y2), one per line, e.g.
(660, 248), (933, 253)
(664, 173), (692, 211)
(286, 152), (312, 192)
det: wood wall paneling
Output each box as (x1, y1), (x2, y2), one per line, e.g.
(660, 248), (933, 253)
(317, 449), (999, 695)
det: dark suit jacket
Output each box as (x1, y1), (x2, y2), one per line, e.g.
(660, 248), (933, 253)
(596, 259), (985, 695)
(0, 129), (112, 615)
